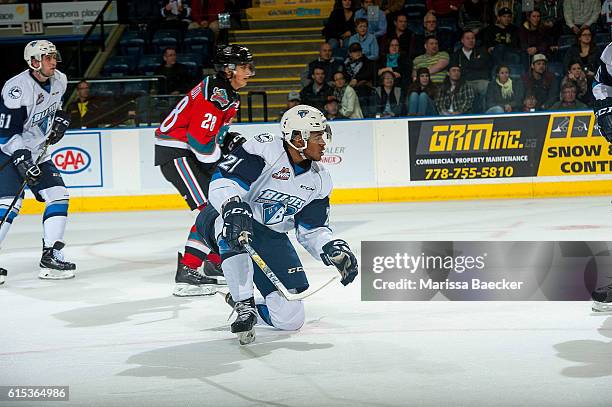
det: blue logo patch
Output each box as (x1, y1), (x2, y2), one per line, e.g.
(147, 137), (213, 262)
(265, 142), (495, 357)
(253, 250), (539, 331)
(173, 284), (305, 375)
(297, 109), (309, 118)
(255, 189), (305, 225)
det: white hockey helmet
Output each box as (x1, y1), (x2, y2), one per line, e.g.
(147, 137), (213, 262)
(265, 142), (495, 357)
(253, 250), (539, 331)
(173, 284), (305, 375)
(24, 40), (60, 71)
(280, 105), (331, 153)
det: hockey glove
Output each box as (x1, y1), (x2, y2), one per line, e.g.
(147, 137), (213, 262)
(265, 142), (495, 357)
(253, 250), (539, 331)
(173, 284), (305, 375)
(220, 131), (246, 155)
(222, 200), (254, 252)
(12, 149), (41, 186)
(594, 98), (612, 143)
(321, 239), (358, 286)
(48, 110), (71, 145)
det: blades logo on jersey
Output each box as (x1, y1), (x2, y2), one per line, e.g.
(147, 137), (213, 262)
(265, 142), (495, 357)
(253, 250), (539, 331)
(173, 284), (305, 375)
(255, 189), (305, 225)
(8, 86), (22, 99)
(210, 87), (229, 107)
(272, 167), (291, 180)
(36, 93), (44, 105)
(255, 133), (273, 143)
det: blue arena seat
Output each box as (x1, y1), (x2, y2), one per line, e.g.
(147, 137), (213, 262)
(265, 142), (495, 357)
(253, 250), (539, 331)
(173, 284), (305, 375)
(102, 55), (137, 77)
(138, 54), (162, 75)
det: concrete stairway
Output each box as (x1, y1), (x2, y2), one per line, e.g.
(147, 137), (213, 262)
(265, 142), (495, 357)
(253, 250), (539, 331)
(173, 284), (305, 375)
(231, 0), (333, 121)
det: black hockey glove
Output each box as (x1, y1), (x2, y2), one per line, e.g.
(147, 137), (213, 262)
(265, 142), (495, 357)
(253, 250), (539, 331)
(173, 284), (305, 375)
(220, 131), (246, 155)
(321, 239), (358, 286)
(594, 98), (612, 143)
(222, 200), (254, 252)
(48, 110), (71, 145)
(12, 149), (41, 186)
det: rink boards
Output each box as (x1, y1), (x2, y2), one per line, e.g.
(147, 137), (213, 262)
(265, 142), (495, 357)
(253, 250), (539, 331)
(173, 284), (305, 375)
(20, 110), (612, 213)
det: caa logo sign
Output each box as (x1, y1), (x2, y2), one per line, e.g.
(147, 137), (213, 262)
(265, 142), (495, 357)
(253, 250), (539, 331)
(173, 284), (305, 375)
(52, 147), (91, 174)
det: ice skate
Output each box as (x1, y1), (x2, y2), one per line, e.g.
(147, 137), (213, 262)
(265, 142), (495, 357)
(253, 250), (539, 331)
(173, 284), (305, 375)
(173, 253), (218, 297)
(229, 296), (257, 345)
(592, 283), (612, 312)
(0, 267), (6, 285)
(39, 241), (76, 280)
(201, 258), (226, 285)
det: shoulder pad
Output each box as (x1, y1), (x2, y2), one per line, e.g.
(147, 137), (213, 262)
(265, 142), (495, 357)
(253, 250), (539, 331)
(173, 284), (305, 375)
(1, 71), (32, 109)
(202, 75), (239, 111)
(242, 133), (284, 164)
(313, 162), (333, 198)
(603, 44), (612, 64)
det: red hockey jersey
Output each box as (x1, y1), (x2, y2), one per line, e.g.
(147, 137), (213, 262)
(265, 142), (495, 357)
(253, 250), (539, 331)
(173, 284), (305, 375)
(154, 75), (240, 165)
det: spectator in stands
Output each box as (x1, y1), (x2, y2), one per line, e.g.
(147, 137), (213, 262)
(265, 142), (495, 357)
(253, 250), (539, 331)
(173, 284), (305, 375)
(563, 0), (601, 35)
(412, 36), (449, 84)
(344, 42), (377, 88)
(548, 82), (588, 110)
(277, 91), (302, 121)
(406, 67), (439, 115)
(563, 27), (600, 81)
(355, 0), (387, 39)
(160, 0), (192, 31)
(400, 0), (428, 34)
(519, 10), (555, 59)
(458, 0), (489, 35)
(154, 47), (192, 95)
(300, 65), (333, 113)
(323, 0), (357, 52)
(536, 0), (563, 43)
(348, 18), (380, 60)
(332, 70), (364, 118)
(426, 0), (462, 24)
(435, 64), (475, 115)
(492, 0), (521, 26)
(482, 7), (520, 64)
(324, 96), (347, 120)
(450, 29), (492, 107)
(375, 70), (405, 116)
(561, 62), (593, 106)
(521, 53), (559, 110)
(304, 43), (344, 86)
(485, 65), (524, 113)
(377, 37), (412, 86)
(384, 13), (412, 55)
(67, 80), (105, 129)
(189, 0), (223, 41)
(522, 94), (538, 112)
(411, 12), (454, 59)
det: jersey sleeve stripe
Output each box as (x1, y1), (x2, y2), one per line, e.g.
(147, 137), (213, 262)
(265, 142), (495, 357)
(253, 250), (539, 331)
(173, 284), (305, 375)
(175, 157), (206, 205)
(187, 132), (216, 155)
(212, 170), (250, 191)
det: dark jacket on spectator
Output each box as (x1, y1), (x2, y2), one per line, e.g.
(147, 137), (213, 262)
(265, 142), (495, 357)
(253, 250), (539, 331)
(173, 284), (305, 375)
(376, 52), (412, 86)
(375, 85), (405, 116)
(521, 70), (559, 109)
(518, 22), (551, 55)
(154, 62), (192, 94)
(563, 44), (601, 76)
(323, 8), (355, 42)
(485, 78), (524, 111)
(300, 82), (333, 113)
(435, 77), (475, 114)
(426, 0), (464, 17)
(345, 55), (377, 86)
(482, 23), (520, 49)
(67, 96), (107, 128)
(449, 47), (492, 81)
(308, 58), (345, 84)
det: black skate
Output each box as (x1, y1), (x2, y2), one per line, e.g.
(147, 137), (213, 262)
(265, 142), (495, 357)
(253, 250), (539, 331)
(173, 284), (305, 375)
(39, 241), (76, 280)
(202, 258), (226, 285)
(0, 267), (6, 285)
(229, 296), (257, 345)
(173, 253), (218, 297)
(592, 283), (612, 312)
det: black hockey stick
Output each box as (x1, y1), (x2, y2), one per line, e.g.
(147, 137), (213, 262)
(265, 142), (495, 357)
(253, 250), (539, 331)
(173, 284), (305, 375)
(238, 232), (339, 301)
(0, 141), (51, 229)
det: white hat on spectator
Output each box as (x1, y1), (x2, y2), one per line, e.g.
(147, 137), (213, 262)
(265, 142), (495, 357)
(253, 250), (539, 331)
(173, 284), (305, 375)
(532, 54), (547, 64)
(287, 91), (301, 102)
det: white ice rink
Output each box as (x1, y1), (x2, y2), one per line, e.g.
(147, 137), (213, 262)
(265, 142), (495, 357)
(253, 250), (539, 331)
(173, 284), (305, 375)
(2, 197), (612, 406)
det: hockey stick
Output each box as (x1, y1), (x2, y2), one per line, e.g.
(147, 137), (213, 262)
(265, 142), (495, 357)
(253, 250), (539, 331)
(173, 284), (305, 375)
(238, 233), (339, 301)
(0, 142), (51, 229)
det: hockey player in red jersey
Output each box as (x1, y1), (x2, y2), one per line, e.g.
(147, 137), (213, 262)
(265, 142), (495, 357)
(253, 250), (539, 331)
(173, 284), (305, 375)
(154, 44), (254, 296)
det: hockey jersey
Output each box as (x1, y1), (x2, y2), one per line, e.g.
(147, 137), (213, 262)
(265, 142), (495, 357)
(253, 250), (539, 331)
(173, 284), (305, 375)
(594, 43), (612, 100)
(154, 74), (240, 166)
(0, 69), (67, 161)
(209, 133), (334, 259)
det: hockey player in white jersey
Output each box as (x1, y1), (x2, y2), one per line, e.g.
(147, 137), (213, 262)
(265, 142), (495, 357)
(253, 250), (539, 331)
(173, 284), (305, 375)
(592, 42), (612, 311)
(194, 105), (358, 344)
(0, 40), (75, 285)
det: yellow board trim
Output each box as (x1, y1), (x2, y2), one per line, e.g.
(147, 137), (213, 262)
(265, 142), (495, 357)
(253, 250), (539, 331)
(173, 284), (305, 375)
(18, 180), (612, 214)
(254, 51), (318, 57)
(238, 39), (322, 45)
(247, 77), (300, 82)
(230, 27), (322, 34)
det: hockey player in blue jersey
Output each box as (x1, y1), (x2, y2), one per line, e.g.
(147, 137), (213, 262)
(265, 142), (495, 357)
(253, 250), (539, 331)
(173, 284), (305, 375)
(195, 104), (358, 344)
(592, 42), (612, 311)
(0, 40), (74, 285)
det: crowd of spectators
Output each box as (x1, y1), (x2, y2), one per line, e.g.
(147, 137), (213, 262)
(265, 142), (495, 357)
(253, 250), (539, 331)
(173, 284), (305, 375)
(311, 0), (612, 120)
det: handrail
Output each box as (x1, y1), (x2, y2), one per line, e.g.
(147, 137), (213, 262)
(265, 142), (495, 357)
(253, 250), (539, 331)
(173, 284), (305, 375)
(247, 91), (268, 122)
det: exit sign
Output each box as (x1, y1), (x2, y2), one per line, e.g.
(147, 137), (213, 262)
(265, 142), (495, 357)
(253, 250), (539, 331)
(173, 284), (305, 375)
(22, 20), (44, 35)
